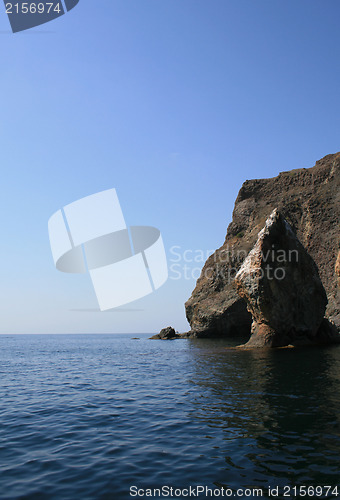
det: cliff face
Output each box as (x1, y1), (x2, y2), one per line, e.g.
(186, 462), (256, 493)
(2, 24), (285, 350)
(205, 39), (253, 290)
(185, 152), (340, 338)
(234, 209), (334, 347)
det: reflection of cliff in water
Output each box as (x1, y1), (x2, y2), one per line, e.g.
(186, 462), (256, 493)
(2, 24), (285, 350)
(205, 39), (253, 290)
(185, 340), (340, 491)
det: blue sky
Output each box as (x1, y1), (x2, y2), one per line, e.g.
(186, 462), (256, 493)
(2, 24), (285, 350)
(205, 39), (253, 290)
(0, 0), (339, 334)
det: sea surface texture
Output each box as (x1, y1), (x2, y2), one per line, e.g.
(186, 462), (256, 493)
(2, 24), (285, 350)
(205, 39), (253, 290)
(1, 334), (340, 499)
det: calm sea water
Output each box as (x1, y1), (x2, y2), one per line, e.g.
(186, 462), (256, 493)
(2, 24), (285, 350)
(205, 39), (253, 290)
(0, 334), (340, 500)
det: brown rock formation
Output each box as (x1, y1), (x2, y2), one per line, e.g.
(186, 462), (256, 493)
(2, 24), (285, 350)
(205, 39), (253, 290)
(150, 326), (180, 340)
(185, 152), (340, 338)
(336, 251), (340, 280)
(234, 209), (330, 347)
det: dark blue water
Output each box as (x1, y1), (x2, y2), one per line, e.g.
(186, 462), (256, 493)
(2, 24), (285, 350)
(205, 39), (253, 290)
(1, 334), (340, 499)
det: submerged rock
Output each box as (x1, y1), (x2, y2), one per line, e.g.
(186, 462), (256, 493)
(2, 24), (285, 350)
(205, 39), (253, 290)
(185, 152), (340, 337)
(150, 326), (180, 340)
(234, 209), (337, 347)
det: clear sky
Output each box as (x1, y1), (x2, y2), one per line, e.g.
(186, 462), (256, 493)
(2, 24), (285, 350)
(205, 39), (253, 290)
(1, 0), (339, 334)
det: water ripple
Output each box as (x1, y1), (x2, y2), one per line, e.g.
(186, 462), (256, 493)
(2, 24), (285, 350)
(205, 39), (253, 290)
(0, 335), (340, 499)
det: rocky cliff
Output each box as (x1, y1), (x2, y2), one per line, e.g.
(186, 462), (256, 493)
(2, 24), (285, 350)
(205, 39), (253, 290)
(234, 209), (336, 347)
(185, 152), (340, 339)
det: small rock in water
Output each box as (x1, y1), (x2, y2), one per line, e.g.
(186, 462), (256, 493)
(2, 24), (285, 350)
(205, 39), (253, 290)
(149, 327), (180, 340)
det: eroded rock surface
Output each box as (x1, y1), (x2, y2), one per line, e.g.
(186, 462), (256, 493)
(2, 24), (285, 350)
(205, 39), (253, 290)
(234, 209), (333, 347)
(185, 152), (340, 337)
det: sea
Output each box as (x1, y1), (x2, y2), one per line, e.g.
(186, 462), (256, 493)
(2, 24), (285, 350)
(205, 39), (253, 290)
(0, 334), (340, 500)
